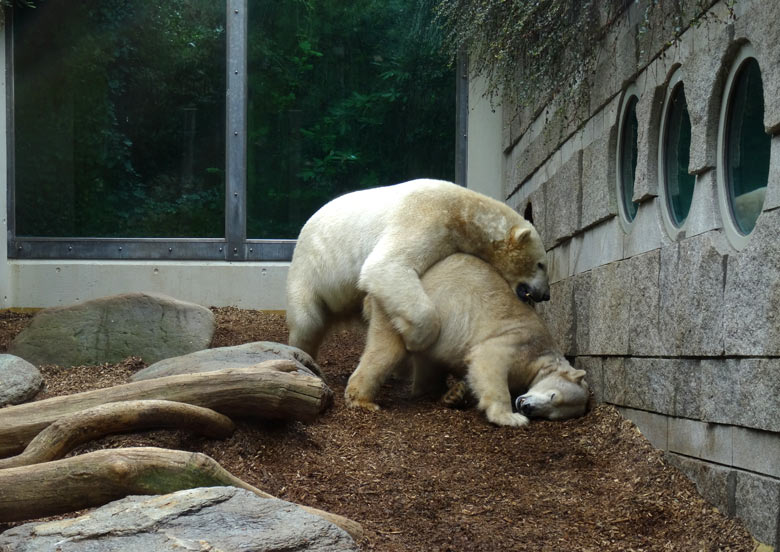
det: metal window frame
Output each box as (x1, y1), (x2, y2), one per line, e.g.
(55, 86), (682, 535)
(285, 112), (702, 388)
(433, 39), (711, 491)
(5, 1), (296, 262)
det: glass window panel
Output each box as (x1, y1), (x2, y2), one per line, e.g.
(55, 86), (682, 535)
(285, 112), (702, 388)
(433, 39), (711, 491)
(664, 83), (695, 226)
(620, 96), (639, 222)
(246, 0), (455, 239)
(14, 1), (226, 238)
(726, 58), (769, 235)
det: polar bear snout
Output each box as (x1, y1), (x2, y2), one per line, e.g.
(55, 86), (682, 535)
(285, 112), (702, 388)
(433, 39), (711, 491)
(514, 373), (589, 421)
(516, 394), (539, 416)
(516, 282), (550, 303)
(515, 394), (557, 417)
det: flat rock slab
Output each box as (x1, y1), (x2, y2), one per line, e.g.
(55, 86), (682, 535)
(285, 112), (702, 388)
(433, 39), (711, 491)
(0, 486), (358, 552)
(0, 354), (42, 407)
(8, 293), (215, 367)
(131, 341), (323, 381)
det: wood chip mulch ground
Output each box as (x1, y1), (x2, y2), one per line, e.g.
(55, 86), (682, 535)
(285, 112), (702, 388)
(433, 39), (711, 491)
(0, 307), (758, 551)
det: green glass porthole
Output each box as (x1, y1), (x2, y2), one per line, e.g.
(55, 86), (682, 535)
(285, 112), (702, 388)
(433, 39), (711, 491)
(724, 57), (770, 235)
(663, 83), (695, 226)
(619, 96), (639, 222)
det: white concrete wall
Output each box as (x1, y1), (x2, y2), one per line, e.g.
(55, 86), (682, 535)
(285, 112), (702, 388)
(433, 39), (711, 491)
(7, 260), (289, 310)
(466, 73), (503, 200)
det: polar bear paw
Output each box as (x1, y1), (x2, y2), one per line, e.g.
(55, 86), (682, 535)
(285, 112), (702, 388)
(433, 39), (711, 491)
(485, 405), (530, 427)
(345, 395), (381, 411)
(344, 384), (381, 411)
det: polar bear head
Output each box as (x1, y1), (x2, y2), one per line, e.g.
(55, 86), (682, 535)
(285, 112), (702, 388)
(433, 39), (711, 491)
(489, 224), (550, 303)
(515, 364), (589, 421)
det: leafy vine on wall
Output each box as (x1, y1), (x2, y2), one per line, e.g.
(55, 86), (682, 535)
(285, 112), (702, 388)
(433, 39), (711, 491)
(434, 0), (738, 110)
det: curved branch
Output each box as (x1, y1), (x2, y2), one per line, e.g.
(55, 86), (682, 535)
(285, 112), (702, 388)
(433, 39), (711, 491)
(0, 400), (235, 469)
(0, 360), (333, 458)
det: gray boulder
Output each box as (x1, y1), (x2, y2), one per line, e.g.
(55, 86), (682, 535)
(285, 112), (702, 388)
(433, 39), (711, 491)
(131, 340), (323, 381)
(0, 354), (42, 406)
(8, 293), (215, 367)
(0, 486), (358, 552)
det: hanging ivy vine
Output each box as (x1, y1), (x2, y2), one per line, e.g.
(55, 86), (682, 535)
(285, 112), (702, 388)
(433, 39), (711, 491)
(434, 0), (738, 109)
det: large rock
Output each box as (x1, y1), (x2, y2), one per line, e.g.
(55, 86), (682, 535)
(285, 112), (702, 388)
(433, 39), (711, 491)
(0, 354), (42, 406)
(8, 293), (215, 367)
(0, 486), (358, 552)
(131, 341), (323, 381)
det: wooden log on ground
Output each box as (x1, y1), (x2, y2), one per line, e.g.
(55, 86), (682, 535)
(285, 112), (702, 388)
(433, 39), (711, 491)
(0, 361), (332, 458)
(0, 400), (235, 469)
(0, 447), (362, 541)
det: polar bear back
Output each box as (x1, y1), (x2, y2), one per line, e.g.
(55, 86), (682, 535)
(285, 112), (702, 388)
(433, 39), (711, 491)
(288, 179), (455, 313)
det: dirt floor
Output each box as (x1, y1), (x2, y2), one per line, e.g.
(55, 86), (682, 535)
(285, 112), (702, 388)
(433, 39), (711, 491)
(0, 307), (758, 551)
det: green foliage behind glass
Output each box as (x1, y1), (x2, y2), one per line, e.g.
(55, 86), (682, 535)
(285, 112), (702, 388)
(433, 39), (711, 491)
(14, 0), (226, 238)
(13, 0), (454, 240)
(246, 0), (455, 238)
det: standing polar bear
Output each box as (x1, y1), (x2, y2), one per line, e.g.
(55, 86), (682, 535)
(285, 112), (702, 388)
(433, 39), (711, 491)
(286, 179), (550, 358)
(345, 254), (589, 427)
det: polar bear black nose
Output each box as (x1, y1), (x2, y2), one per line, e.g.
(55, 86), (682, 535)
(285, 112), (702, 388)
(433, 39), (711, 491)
(516, 284), (532, 302)
(515, 395), (533, 415)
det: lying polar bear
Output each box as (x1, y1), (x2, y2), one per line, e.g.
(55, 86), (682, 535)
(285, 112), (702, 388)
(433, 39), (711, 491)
(286, 179), (550, 358)
(345, 253), (589, 427)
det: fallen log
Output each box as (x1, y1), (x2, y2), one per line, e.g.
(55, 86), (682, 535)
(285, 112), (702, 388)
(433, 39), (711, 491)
(0, 400), (235, 469)
(0, 446), (362, 541)
(0, 361), (332, 458)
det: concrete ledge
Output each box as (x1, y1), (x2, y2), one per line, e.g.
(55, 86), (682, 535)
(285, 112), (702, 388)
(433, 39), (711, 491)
(5, 260), (290, 310)
(736, 470), (780, 547)
(668, 417), (732, 466)
(666, 452), (736, 518)
(617, 406), (668, 450)
(666, 453), (780, 547)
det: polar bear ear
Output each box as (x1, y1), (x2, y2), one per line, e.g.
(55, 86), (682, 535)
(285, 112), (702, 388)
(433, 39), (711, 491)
(568, 369), (587, 383)
(508, 225), (531, 245)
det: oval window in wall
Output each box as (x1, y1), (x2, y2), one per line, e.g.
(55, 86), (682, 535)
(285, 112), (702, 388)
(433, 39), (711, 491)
(659, 71), (695, 234)
(717, 46), (770, 248)
(617, 92), (640, 225)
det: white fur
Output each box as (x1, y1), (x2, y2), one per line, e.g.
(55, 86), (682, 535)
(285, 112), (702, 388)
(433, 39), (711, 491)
(286, 179), (549, 358)
(345, 254), (588, 427)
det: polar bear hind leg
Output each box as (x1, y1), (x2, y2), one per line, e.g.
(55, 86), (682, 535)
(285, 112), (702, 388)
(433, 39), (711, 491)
(359, 245), (442, 352)
(345, 297), (408, 411)
(286, 280), (329, 359)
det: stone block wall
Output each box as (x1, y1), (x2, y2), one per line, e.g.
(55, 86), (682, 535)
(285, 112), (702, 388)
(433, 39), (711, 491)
(494, 0), (780, 545)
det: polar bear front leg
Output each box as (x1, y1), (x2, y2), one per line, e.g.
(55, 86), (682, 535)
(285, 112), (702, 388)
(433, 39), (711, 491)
(359, 252), (441, 352)
(345, 297), (409, 411)
(467, 346), (529, 428)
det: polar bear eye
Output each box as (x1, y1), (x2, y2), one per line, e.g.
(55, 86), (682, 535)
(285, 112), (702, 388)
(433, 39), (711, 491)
(549, 392), (556, 401)
(537, 262), (546, 270)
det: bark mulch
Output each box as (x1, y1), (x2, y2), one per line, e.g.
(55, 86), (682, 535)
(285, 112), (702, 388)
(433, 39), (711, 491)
(0, 307), (758, 551)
